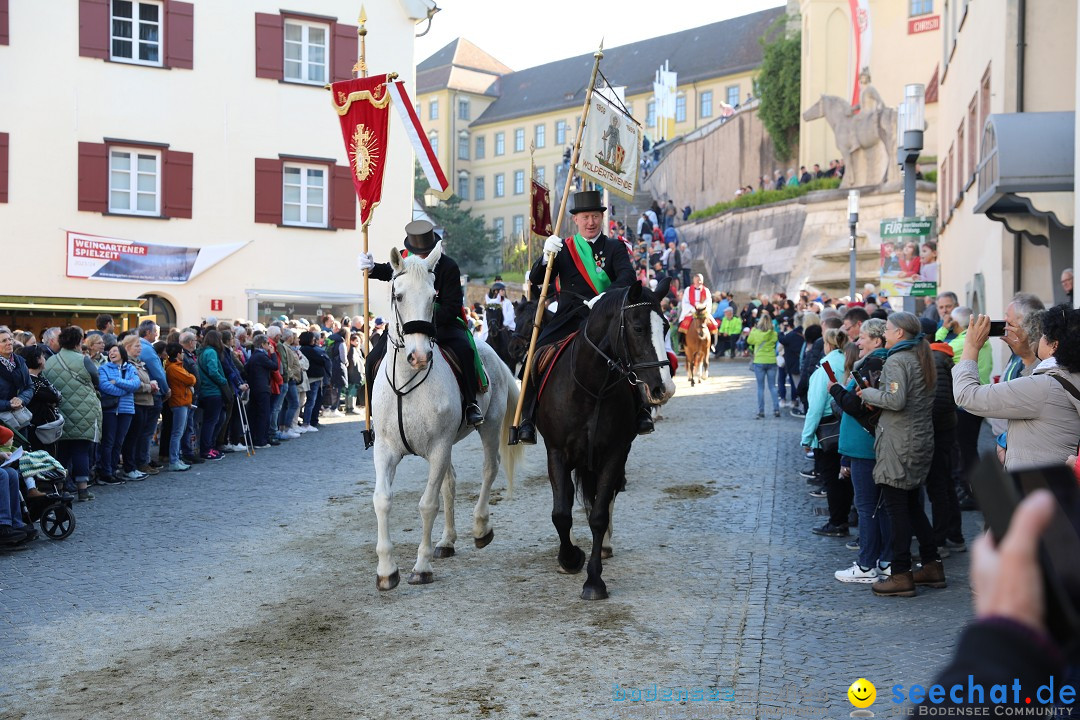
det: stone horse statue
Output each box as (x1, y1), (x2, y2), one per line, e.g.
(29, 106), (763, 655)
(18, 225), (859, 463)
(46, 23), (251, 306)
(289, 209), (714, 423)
(802, 94), (898, 188)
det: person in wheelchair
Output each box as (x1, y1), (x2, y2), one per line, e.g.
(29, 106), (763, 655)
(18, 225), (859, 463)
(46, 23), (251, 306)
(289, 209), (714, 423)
(358, 220), (485, 427)
(0, 424), (37, 544)
(516, 190), (639, 445)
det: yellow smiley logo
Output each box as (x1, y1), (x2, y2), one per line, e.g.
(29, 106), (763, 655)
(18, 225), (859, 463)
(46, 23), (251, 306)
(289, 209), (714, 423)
(848, 678), (876, 708)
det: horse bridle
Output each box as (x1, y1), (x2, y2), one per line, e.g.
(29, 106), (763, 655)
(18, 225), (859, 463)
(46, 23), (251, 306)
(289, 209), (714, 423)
(576, 288), (670, 394)
(385, 269), (438, 456)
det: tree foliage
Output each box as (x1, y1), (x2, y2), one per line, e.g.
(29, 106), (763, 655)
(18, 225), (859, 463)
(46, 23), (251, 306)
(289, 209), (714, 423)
(414, 162), (497, 276)
(756, 16), (801, 161)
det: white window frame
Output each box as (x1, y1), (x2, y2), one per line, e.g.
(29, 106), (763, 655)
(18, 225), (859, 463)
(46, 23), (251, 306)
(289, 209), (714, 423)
(726, 85), (740, 108)
(494, 173), (505, 197)
(646, 100), (656, 128)
(475, 176), (485, 200)
(282, 162), (327, 228)
(512, 215), (525, 238)
(110, 0), (163, 66)
(675, 94), (687, 123)
(493, 217), (505, 241)
(457, 131), (470, 161)
(700, 90), (713, 118)
(535, 124), (546, 149)
(458, 98), (470, 120)
(514, 128), (525, 153)
(108, 147), (161, 216)
(495, 132), (505, 156)
(283, 18), (329, 86)
(513, 170), (525, 195)
(430, 98), (439, 120)
(457, 171), (469, 200)
(475, 135), (485, 159)
(555, 120), (567, 145)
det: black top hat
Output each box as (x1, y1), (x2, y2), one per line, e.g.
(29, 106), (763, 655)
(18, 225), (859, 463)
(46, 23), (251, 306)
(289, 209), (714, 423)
(569, 190), (606, 215)
(403, 220), (441, 255)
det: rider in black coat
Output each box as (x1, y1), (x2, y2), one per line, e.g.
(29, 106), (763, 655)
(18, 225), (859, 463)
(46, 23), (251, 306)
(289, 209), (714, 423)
(360, 220), (483, 427)
(517, 191), (639, 445)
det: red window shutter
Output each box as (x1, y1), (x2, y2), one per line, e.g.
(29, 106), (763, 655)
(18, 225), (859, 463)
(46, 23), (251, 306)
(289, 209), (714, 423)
(163, 150), (193, 219)
(331, 22), (358, 82)
(0, 133), (9, 203)
(254, 158), (282, 224)
(255, 13), (283, 79)
(79, 0), (109, 59)
(0, 0), (10, 46)
(331, 165), (356, 230)
(165, 1), (194, 69)
(78, 142), (108, 213)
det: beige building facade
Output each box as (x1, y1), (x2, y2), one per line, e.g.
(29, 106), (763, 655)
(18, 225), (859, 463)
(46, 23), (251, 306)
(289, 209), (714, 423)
(0, 0), (426, 331)
(416, 8), (784, 244)
(936, 0), (1076, 325)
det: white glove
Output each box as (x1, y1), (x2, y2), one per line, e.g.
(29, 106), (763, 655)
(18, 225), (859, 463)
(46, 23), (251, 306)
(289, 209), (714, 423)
(357, 252), (375, 271)
(541, 235), (563, 264)
(585, 292), (606, 310)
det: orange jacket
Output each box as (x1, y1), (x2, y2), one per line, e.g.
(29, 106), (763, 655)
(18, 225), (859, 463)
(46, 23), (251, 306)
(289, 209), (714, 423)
(166, 359), (196, 407)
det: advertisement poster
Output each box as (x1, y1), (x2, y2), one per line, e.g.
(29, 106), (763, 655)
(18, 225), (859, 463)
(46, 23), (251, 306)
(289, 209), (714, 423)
(66, 231), (248, 284)
(878, 217), (938, 298)
(577, 90), (641, 202)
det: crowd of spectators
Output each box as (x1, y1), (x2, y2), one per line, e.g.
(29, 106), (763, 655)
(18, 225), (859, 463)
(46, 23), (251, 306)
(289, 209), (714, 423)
(0, 312), (369, 543)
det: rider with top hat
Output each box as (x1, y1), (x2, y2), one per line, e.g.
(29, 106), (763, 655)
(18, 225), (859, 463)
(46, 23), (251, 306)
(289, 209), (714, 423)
(516, 190), (641, 445)
(358, 220), (485, 427)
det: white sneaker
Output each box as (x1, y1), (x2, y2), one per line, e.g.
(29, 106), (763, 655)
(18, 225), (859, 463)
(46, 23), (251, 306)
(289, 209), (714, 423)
(877, 563), (892, 577)
(285, 430), (301, 439)
(834, 562), (879, 584)
(296, 425), (310, 434)
(306, 425), (319, 432)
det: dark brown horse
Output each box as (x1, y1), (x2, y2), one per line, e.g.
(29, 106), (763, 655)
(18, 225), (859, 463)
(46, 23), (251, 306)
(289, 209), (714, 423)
(534, 279), (676, 599)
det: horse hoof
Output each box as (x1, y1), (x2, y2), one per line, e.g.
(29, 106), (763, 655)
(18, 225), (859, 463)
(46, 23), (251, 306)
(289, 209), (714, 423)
(474, 529), (494, 549)
(557, 547), (586, 574)
(433, 546), (455, 559)
(376, 570), (400, 591)
(407, 571), (434, 585)
(581, 584), (609, 601)
(601, 547), (613, 559)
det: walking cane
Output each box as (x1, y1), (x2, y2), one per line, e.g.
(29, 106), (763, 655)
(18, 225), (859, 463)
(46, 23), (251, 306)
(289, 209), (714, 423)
(237, 390), (255, 456)
(509, 41), (604, 445)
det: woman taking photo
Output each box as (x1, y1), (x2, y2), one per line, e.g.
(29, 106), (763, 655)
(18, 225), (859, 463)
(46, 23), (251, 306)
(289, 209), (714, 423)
(952, 307), (1080, 470)
(43, 326), (103, 502)
(856, 311), (940, 597)
(801, 327), (849, 537)
(828, 319), (892, 581)
(747, 312), (780, 418)
(97, 344), (141, 483)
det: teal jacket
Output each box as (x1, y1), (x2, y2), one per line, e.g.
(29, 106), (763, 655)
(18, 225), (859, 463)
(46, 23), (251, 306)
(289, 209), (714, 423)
(831, 348), (889, 460)
(197, 347), (228, 399)
(801, 349), (845, 448)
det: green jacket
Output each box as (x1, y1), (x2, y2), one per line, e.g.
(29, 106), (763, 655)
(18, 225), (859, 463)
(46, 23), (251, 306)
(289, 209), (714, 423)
(747, 328), (778, 364)
(197, 347), (229, 398)
(719, 316), (742, 335)
(44, 348), (102, 442)
(949, 331), (993, 384)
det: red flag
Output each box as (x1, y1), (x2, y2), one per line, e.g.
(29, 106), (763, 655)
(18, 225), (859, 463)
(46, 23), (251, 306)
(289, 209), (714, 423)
(330, 74), (391, 228)
(531, 180), (553, 237)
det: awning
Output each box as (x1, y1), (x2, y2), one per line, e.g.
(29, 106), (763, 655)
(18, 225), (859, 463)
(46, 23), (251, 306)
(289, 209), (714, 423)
(974, 112), (1074, 243)
(0, 296), (146, 314)
(245, 289), (364, 304)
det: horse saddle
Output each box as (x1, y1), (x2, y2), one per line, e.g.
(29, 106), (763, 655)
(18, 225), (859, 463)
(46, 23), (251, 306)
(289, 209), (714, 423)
(439, 347), (489, 395)
(533, 331), (578, 403)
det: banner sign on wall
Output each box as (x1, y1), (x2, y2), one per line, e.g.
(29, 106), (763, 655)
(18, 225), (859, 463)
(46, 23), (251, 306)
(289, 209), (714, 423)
(878, 217), (938, 298)
(66, 231), (248, 284)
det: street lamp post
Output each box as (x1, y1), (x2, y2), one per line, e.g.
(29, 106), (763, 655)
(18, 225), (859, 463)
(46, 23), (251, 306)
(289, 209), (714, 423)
(848, 189), (860, 302)
(898, 83), (925, 314)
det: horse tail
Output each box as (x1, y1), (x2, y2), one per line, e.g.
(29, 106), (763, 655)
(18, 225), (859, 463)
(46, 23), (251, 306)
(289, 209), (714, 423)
(498, 362), (523, 499)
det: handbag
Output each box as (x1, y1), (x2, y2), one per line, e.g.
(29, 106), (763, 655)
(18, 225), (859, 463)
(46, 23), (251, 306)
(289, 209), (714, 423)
(0, 405), (32, 429)
(34, 413), (65, 444)
(815, 414), (841, 453)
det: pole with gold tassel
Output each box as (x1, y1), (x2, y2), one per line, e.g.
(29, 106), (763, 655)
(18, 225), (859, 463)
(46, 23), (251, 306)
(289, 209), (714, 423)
(356, 6), (375, 448)
(508, 40), (603, 444)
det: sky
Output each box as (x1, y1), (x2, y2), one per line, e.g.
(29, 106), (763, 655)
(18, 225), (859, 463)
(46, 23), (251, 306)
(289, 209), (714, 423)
(414, 0), (787, 71)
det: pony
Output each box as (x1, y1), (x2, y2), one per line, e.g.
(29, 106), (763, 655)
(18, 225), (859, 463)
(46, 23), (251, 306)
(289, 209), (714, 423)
(535, 278), (676, 599)
(483, 303), (515, 371)
(684, 305), (711, 386)
(370, 243), (523, 590)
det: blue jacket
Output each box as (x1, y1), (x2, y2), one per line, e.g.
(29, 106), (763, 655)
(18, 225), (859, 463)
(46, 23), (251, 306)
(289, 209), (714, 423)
(245, 349), (276, 394)
(829, 349), (890, 460)
(801, 349), (846, 447)
(222, 350), (244, 393)
(0, 354), (33, 411)
(98, 362), (141, 415)
(140, 338), (168, 400)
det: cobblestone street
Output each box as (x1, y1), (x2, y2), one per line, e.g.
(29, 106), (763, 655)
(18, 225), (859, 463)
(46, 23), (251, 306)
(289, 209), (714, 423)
(0, 361), (980, 719)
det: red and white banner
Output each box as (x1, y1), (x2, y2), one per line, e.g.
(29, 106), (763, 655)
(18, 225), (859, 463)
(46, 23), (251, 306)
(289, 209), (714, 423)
(388, 81), (449, 198)
(848, 0), (872, 107)
(330, 75), (393, 229)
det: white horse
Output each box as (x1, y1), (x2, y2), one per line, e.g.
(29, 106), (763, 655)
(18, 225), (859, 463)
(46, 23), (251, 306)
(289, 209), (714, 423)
(371, 242), (523, 590)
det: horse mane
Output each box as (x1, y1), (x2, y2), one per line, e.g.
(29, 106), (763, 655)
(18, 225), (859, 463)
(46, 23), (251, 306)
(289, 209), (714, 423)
(395, 254), (434, 285)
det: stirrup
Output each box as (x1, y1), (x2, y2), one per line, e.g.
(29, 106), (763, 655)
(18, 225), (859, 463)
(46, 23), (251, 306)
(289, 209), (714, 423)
(465, 403), (484, 427)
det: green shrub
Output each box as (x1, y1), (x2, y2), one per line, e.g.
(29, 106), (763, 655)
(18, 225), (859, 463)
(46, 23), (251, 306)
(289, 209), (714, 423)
(688, 177), (841, 221)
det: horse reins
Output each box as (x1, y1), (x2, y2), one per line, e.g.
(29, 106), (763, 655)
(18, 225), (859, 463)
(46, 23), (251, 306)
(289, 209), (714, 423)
(385, 270), (438, 456)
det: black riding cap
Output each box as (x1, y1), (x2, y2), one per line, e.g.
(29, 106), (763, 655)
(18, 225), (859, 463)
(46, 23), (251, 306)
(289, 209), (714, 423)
(569, 190), (606, 215)
(403, 220), (441, 255)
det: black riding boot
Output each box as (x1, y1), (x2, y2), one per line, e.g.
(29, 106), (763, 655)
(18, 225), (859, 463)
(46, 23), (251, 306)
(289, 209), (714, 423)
(460, 356), (484, 428)
(516, 379), (538, 445)
(636, 400), (655, 435)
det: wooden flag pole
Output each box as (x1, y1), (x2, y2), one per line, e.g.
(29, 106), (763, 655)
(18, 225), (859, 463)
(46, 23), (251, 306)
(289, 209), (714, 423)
(509, 39), (603, 444)
(357, 5), (375, 448)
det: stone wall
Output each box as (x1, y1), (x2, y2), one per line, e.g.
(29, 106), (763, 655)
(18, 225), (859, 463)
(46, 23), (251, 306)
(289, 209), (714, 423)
(679, 184), (937, 302)
(642, 104), (793, 213)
